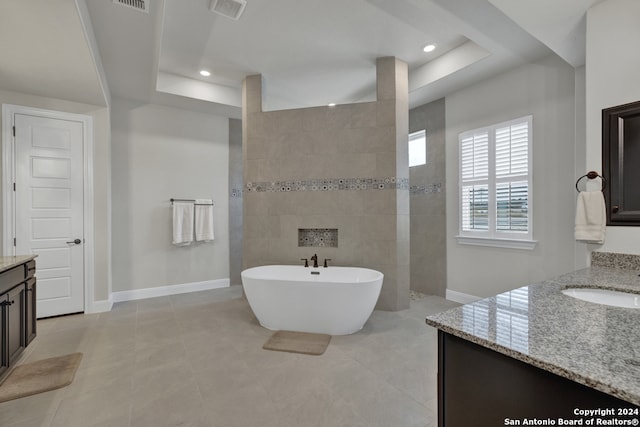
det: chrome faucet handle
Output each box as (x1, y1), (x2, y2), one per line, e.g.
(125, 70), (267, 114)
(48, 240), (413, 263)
(323, 258), (332, 268)
(300, 258), (309, 267)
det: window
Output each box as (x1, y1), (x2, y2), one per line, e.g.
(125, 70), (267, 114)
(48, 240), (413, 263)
(457, 116), (536, 249)
(408, 130), (426, 167)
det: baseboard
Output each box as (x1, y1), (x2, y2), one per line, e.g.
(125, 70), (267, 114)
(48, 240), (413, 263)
(446, 289), (481, 304)
(112, 278), (230, 303)
(86, 298), (114, 314)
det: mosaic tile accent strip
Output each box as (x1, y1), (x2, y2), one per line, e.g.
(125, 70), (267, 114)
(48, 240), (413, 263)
(245, 177), (410, 193)
(298, 228), (338, 248)
(591, 251), (640, 270)
(410, 182), (442, 195)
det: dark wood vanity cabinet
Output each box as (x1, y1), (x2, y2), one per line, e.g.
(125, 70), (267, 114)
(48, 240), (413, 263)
(437, 331), (639, 427)
(0, 258), (36, 379)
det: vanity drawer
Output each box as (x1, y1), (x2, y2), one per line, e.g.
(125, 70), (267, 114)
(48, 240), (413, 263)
(0, 265), (26, 294)
(25, 260), (36, 279)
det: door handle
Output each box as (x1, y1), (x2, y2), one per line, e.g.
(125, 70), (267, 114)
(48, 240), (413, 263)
(66, 238), (82, 245)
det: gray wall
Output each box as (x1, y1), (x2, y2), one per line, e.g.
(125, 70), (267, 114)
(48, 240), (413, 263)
(111, 97), (229, 292)
(446, 54), (577, 298)
(409, 98), (446, 296)
(229, 118), (243, 285)
(242, 57), (410, 311)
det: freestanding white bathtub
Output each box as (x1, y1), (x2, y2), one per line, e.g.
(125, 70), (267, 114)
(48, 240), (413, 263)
(241, 265), (383, 335)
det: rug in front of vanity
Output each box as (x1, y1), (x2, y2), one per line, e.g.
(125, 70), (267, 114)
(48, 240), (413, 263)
(0, 352), (83, 403)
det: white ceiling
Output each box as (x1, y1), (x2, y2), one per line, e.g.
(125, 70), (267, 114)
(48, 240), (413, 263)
(0, 0), (105, 106)
(0, 0), (603, 117)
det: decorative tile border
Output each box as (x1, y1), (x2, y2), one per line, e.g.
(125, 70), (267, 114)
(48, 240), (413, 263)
(298, 228), (338, 247)
(239, 179), (442, 196)
(591, 252), (640, 271)
(410, 182), (442, 195)
(245, 177), (410, 193)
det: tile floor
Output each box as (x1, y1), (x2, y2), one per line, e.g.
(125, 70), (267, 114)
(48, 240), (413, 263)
(0, 286), (459, 427)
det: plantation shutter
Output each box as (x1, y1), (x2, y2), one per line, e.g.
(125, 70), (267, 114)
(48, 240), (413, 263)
(460, 131), (489, 231)
(458, 116), (532, 242)
(495, 120), (529, 233)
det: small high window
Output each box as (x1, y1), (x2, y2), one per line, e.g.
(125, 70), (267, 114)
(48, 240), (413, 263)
(408, 130), (426, 167)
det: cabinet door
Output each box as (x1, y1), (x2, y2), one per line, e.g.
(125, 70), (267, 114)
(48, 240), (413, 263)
(1, 294), (8, 376)
(26, 278), (36, 345)
(7, 285), (26, 366)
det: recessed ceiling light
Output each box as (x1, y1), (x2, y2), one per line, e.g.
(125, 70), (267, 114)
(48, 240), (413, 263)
(328, 103), (336, 107)
(199, 70), (211, 77)
(423, 44), (436, 53)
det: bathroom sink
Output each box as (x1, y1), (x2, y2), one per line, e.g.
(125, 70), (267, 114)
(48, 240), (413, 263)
(562, 288), (640, 309)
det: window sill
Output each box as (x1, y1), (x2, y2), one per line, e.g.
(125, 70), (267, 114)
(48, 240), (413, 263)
(455, 235), (538, 250)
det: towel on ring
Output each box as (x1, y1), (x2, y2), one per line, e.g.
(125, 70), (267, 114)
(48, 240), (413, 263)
(172, 202), (194, 245)
(574, 191), (606, 244)
(195, 199), (215, 242)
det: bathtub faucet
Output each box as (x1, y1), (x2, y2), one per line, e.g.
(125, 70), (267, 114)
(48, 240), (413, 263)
(310, 254), (319, 268)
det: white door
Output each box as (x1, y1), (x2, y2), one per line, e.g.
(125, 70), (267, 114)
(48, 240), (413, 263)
(13, 113), (85, 318)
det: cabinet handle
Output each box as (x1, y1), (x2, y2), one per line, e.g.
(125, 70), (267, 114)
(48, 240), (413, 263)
(66, 238), (82, 245)
(0, 300), (13, 307)
(612, 205), (619, 213)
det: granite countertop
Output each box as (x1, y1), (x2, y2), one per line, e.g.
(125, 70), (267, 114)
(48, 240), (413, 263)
(426, 267), (640, 406)
(0, 255), (37, 274)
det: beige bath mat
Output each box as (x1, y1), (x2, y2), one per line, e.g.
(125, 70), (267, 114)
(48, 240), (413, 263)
(263, 331), (331, 356)
(0, 353), (83, 403)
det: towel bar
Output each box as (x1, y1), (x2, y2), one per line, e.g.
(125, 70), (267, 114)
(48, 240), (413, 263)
(170, 198), (214, 206)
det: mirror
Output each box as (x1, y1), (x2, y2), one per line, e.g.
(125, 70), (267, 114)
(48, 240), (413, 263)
(602, 100), (640, 226)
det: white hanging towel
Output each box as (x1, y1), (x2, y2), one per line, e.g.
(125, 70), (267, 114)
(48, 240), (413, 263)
(172, 202), (194, 246)
(195, 199), (215, 242)
(574, 191), (606, 244)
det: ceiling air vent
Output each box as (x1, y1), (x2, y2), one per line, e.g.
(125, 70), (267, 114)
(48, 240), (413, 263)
(112, 0), (149, 13)
(209, 0), (247, 20)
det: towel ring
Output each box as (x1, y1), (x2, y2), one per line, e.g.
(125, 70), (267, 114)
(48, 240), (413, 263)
(575, 171), (606, 193)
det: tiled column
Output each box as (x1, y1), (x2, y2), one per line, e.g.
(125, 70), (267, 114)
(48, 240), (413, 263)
(376, 57), (410, 310)
(229, 118), (243, 285)
(242, 74), (266, 270)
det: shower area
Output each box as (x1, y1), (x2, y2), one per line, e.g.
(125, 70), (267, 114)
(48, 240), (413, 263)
(408, 98), (447, 298)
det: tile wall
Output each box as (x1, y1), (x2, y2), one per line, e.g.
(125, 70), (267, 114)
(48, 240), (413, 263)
(242, 57), (410, 310)
(229, 118), (243, 285)
(409, 99), (446, 296)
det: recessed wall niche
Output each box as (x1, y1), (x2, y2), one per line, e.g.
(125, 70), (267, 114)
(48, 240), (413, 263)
(298, 229), (338, 247)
